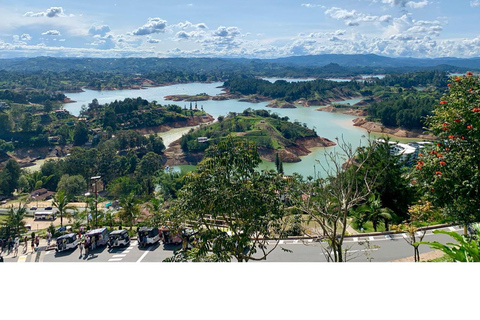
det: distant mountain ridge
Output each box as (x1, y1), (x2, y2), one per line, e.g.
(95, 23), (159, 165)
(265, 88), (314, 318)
(265, 54), (480, 69)
(0, 54), (479, 73)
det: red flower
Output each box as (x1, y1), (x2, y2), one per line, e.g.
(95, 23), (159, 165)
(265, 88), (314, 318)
(454, 119), (461, 123)
(473, 108), (480, 112)
(442, 122), (449, 126)
(445, 148), (450, 151)
(416, 165), (422, 170)
(462, 136), (466, 139)
(448, 135), (455, 139)
(442, 127), (449, 131)
(440, 100), (448, 105)
(437, 154), (444, 158)
(440, 161), (447, 166)
(469, 88), (473, 92)
(447, 84), (451, 87)
(467, 125), (474, 129)
(467, 72), (474, 76)
(417, 161), (425, 165)
(437, 143), (443, 146)
(455, 77), (461, 81)
(430, 150), (437, 155)
(435, 171), (442, 175)
(418, 153), (423, 156)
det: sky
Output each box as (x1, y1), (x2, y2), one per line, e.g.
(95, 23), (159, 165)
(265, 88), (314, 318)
(1, 0), (480, 59)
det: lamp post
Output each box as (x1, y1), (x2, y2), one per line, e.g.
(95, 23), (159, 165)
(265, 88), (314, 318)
(84, 192), (91, 228)
(90, 176), (101, 228)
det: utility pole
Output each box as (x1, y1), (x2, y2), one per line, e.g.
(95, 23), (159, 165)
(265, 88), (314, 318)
(91, 176), (101, 228)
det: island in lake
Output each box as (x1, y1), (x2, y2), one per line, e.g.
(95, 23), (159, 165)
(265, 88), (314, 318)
(164, 108), (335, 166)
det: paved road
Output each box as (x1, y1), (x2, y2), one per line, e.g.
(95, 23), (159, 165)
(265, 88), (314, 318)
(2, 226), (462, 263)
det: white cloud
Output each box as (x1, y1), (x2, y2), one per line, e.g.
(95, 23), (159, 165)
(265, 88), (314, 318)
(89, 25), (111, 36)
(21, 34), (32, 41)
(301, 4), (325, 8)
(130, 18), (167, 36)
(42, 30), (61, 36)
(471, 1), (480, 7)
(24, 7), (65, 18)
(325, 7), (392, 26)
(384, 14), (443, 40)
(212, 26), (240, 37)
(406, 1), (430, 9)
(146, 37), (161, 43)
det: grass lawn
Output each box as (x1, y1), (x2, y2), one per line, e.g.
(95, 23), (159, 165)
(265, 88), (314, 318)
(351, 220), (388, 233)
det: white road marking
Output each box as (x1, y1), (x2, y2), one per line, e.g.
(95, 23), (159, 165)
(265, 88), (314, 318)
(353, 237), (358, 242)
(279, 240), (284, 244)
(108, 258), (123, 262)
(448, 227), (455, 231)
(122, 250), (130, 253)
(369, 236), (374, 241)
(17, 256), (27, 263)
(402, 233), (408, 239)
(112, 254), (126, 258)
(136, 246), (152, 263)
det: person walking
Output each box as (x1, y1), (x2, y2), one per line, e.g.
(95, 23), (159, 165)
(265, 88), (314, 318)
(84, 236), (89, 257)
(79, 240), (84, 258)
(30, 237), (35, 253)
(7, 236), (13, 254)
(35, 235), (39, 248)
(23, 236), (28, 254)
(47, 231), (52, 246)
(13, 237), (19, 257)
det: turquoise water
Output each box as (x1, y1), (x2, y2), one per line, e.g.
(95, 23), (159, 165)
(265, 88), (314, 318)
(62, 81), (411, 177)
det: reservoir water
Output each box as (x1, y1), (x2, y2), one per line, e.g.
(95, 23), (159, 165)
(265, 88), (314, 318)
(62, 81), (416, 177)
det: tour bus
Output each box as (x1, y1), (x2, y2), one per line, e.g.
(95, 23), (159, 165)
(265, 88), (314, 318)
(56, 233), (78, 252)
(108, 229), (130, 248)
(86, 227), (109, 249)
(138, 227), (160, 248)
(34, 211), (56, 220)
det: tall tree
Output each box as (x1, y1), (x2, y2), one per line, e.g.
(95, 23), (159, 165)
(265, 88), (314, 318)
(6, 203), (26, 236)
(171, 137), (288, 262)
(289, 140), (376, 262)
(416, 73), (480, 229)
(73, 121), (89, 146)
(0, 159), (21, 196)
(117, 192), (141, 230)
(52, 190), (75, 227)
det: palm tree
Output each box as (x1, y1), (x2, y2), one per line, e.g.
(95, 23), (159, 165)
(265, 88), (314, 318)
(52, 190), (75, 227)
(6, 203), (27, 236)
(117, 192), (141, 230)
(356, 194), (393, 232)
(146, 195), (165, 228)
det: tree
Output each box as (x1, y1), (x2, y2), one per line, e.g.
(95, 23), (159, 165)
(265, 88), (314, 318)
(356, 138), (416, 221)
(171, 137), (288, 262)
(0, 159), (21, 196)
(275, 152), (284, 174)
(392, 200), (438, 262)
(117, 192), (141, 230)
(57, 174), (87, 199)
(289, 140), (376, 262)
(420, 226), (480, 262)
(353, 194), (393, 232)
(73, 121), (89, 146)
(52, 190), (75, 227)
(416, 73), (480, 229)
(6, 203), (26, 236)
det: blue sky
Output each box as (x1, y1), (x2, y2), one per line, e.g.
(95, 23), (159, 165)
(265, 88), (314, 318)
(1, 0), (480, 59)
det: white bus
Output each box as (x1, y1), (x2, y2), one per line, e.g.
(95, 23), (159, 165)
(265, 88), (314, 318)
(34, 212), (56, 220)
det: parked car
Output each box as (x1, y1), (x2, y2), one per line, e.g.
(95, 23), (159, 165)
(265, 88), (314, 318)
(30, 207), (37, 211)
(45, 206), (53, 210)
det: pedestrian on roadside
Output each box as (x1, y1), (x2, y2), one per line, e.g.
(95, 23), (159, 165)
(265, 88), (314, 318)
(84, 236), (89, 257)
(31, 237), (35, 253)
(13, 237), (19, 257)
(23, 236), (28, 254)
(47, 231), (52, 246)
(79, 240), (84, 257)
(7, 236), (13, 254)
(35, 235), (39, 248)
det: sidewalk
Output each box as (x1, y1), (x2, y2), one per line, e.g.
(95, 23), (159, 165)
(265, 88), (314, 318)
(0, 238), (52, 260)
